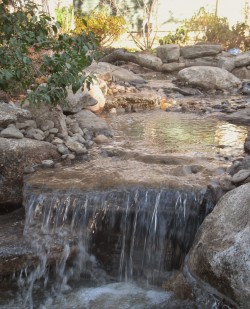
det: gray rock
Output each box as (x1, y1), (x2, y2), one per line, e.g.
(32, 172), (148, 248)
(65, 138), (88, 154)
(26, 128), (45, 141)
(71, 134), (86, 144)
(187, 183), (250, 308)
(219, 174), (235, 191)
(0, 138), (60, 207)
(74, 110), (112, 137)
(184, 56), (219, 67)
(40, 120), (54, 131)
(178, 66), (241, 90)
(156, 44), (180, 63)
(85, 62), (146, 84)
(217, 56), (235, 72)
(234, 50), (250, 67)
(232, 169), (250, 184)
(57, 144), (71, 155)
(232, 67), (250, 79)
(30, 104), (68, 137)
(0, 102), (31, 128)
(161, 62), (186, 72)
(41, 160), (54, 168)
(0, 125), (24, 139)
(180, 44), (223, 59)
(52, 138), (64, 145)
(61, 153), (75, 160)
(49, 128), (59, 134)
(16, 120), (37, 130)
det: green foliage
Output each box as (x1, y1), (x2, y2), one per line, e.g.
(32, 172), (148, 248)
(159, 27), (188, 46)
(184, 7), (250, 51)
(55, 5), (74, 33)
(0, 0), (97, 106)
(75, 7), (126, 47)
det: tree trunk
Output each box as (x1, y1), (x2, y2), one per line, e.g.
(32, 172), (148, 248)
(100, 49), (163, 71)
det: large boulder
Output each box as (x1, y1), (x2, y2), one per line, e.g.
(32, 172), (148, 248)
(85, 62), (146, 84)
(178, 66), (241, 90)
(74, 110), (112, 137)
(156, 44), (180, 63)
(0, 102), (31, 128)
(180, 44), (223, 59)
(187, 183), (250, 308)
(0, 138), (60, 208)
(234, 50), (250, 67)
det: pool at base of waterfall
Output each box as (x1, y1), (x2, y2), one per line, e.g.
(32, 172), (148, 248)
(0, 279), (220, 309)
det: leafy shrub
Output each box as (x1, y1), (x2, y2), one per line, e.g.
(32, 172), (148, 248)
(184, 8), (250, 51)
(75, 8), (126, 47)
(0, 0), (97, 106)
(159, 27), (189, 46)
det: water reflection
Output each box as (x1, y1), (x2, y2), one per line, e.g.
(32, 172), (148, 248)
(108, 111), (248, 158)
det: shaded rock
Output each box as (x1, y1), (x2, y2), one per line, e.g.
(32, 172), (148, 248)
(85, 62), (146, 84)
(219, 107), (250, 125)
(232, 67), (250, 79)
(244, 140), (250, 153)
(217, 56), (235, 72)
(0, 125), (24, 139)
(156, 44), (180, 63)
(218, 174), (235, 191)
(30, 104), (68, 137)
(40, 120), (54, 131)
(65, 138), (88, 154)
(184, 56), (219, 67)
(231, 169), (250, 184)
(180, 44), (222, 59)
(16, 119), (37, 130)
(0, 138), (60, 207)
(234, 50), (250, 67)
(187, 183), (250, 308)
(0, 102), (31, 128)
(74, 110), (112, 137)
(137, 53), (162, 66)
(162, 62), (186, 72)
(240, 81), (250, 95)
(26, 128), (45, 141)
(57, 144), (71, 155)
(178, 66), (241, 90)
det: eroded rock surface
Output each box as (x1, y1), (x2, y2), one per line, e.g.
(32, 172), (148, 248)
(187, 183), (250, 309)
(0, 138), (60, 206)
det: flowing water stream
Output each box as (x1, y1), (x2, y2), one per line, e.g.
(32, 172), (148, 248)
(0, 111), (248, 309)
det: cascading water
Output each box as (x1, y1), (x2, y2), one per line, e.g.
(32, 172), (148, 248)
(7, 185), (215, 308)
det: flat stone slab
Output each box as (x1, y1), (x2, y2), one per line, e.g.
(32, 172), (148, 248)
(24, 152), (224, 194)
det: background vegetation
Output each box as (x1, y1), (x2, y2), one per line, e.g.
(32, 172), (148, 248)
(0, 0), (97, 106)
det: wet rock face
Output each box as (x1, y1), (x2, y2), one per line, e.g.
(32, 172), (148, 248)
(187, 183), (250, 309)
(0, 138), (60, 207)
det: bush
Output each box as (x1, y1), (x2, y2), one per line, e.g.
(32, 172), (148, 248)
(0, 0), (97, 106)
(159, 27), (189, 46)
(184, 7), (250, 51)
(75, 8), (126, 47)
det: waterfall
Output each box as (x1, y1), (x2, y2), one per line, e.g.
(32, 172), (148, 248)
(21, 186), (215, 305)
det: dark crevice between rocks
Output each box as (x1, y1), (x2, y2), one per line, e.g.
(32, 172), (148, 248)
(0, 202), (22, 215)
